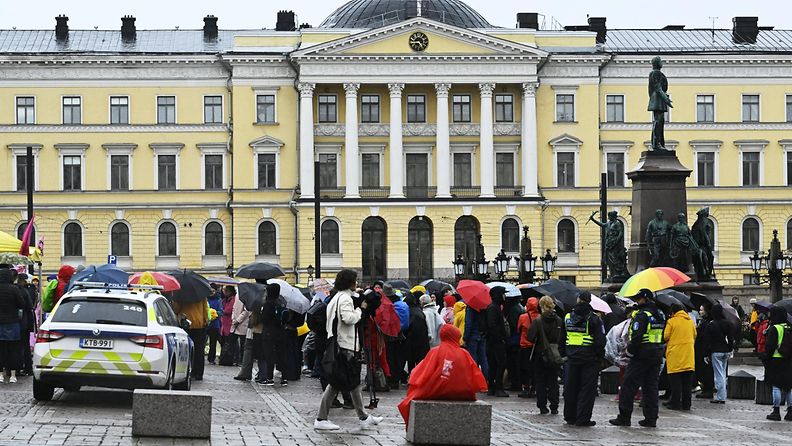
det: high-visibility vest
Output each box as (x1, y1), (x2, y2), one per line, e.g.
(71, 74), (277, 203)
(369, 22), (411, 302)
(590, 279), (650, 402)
(772, 324), (790, 359)
(565, 313), (593, 346)
(629, 310), (665, 344)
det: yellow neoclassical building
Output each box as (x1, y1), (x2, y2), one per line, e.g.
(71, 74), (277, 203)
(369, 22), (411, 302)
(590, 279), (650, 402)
(1, 2), (792, 292)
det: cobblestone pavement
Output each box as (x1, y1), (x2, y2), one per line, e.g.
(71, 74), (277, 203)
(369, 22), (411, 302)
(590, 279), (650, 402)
(0, 364), (789, 445)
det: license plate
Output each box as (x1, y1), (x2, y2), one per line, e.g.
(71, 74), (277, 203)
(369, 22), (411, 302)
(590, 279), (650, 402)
(80, 338), (114, 349)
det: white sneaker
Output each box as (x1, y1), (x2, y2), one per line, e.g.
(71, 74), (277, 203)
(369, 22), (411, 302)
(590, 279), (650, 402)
(8, 375), (16, 384)
(360, 415), (383, 429)
(314, 419), (340, 430)
(0, 375), (4, 384)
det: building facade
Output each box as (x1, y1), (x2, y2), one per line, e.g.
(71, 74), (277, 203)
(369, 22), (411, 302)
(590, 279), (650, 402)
(2, 2), (792, 290)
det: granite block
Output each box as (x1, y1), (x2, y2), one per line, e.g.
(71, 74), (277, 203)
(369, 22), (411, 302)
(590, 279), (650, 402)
(727, 370), (756, 400)
(600, 365), (620, 395)
(406, 400), (491, 445)
(756, 379), (773, 405)
(132, 389), (212, 438)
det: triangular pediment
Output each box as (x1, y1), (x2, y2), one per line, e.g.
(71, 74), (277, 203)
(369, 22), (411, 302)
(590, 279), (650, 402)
(249, 135), (284, 148)
(549, 134), (583, 146)
(292, 18), (546, 59)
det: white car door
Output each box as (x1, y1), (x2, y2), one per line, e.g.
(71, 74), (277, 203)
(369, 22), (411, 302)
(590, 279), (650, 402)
(153, 298), (191, 382)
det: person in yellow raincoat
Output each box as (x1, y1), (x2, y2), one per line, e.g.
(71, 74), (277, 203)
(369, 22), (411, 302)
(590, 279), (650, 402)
(663, 303), (696, 411)
(453, 300), (467, 346)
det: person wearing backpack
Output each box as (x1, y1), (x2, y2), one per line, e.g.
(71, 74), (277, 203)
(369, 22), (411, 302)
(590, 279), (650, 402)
(526, 296), (563, 415)
(764, 306), (792, 421)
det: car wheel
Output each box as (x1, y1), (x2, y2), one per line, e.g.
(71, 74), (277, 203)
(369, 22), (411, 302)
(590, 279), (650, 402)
(173, 360), (191, 391)
(33, 378), (55, 401)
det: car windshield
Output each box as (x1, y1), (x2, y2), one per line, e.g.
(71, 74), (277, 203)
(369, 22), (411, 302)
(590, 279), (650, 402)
(52, 298), (147, 326)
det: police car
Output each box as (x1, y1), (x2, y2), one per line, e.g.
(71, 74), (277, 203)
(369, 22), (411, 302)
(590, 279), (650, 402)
(33, 282), (193, 401)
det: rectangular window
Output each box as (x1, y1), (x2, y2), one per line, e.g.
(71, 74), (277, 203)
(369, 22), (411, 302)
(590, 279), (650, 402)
(405, 153), (429, 198)
(256, 95), (276, 124)
(697, 152), (715, 187)
(696, 95), (715, 123)
(361, 153), (380, 188)
(742, 152), (760, 186)
(63, 155), (81, 191)
(318, 153), (337, 188)
(495, 94), (514, 122)
(15, 154), (33, 192)
(257, 154), (276, 189)
(318, 95), (337, 123)
(62, 97), (81, 124)
(156, 96), (176, 124)
(787, 95), (792, 123)
(204, 154), (223, 190)
(743, 274), (759, 286)
(110, 96), (129, 124)
(453, 153), (472, 187)
(16, 97), (35, 124)
(158, 155), (177, 190)
(742, 94), (760, 123)
(110, 155), (129, 191)
(606, 95), (625, 122)
(556, 94), (574, 122)
(788, 152), (792, 186)
(360, 95), (380, 123)
(557, 152), (575, 187)
(407, 95), (426, 123)
(204, 96), (223, 124)
(495, 153), (514, 187)
(606, 153), (625, 187)
(452, 95), (471, 123)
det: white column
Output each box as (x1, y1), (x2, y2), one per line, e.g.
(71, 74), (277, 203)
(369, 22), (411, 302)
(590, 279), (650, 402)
(344, 83), (361, 198)
(435, 83), (452, 198)
(298, 83), (316, 199)
(388, 83), (405, 198)
(521, 82), (539, 197)
(479, 83), (496, 198)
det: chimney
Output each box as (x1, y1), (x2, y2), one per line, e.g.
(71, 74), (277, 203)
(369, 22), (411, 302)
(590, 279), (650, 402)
(203, 15), (218, 40)
(588, 17), (607, 44)
(121, 15), (136, 42)
(55, 15), (69, 41)
(516, 13), (539, 30)
(276, 10), (296, 31)
(733, 16), (759, 44)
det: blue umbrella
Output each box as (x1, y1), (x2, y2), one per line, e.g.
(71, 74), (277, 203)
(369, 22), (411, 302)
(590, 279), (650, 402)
(67, 264), (129, 290)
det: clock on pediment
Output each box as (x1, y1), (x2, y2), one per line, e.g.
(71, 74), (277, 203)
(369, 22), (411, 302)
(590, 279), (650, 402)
(409, 32), (429, 52)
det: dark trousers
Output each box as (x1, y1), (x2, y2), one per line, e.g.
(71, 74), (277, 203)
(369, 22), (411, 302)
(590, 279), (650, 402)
(669, 371), (693, 409)
(486, 341), (507, 393)
(0, 340), (20, 371)
(261, 337), (287, 381)
(519, 347), (535, 390)
(188, 328), (207, 380)
(695, 353), (714, 394)
(618, 358), (662, 421)
(230, 333), (244, 363)
(465, 337), (489, 379)
(506, 344), (521, 390)
(563, 361), (600, 424)
(20, 333), (32, 373)
(533, 356), (560, 410)
(206, 327), (220, 362)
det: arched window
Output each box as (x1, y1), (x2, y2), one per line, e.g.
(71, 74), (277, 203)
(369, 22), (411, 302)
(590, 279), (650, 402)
(408, 216), (433, 281)
(788, 219), (792, 251)
(454, 216), (480, 260)
(557, 218), (576, 253)
(321, 220), (340, 254)
(63, 222), (82, 257)
(258, 221), (277, 255)
(158, 222), (177, 256)
(110, 222), (130, 257)
(501, 218), (520, 253)
(362, 217), (387, 280)
(204, 221), (224, 256)
(742, 217), (760, 252)
(16, 222), (35, 247)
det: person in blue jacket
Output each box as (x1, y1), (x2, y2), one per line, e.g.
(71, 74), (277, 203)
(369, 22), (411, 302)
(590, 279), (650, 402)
(206, 286), (223, 365)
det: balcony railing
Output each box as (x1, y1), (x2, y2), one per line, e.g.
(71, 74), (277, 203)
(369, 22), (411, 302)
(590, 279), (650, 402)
(405, 186), (437, 199)
(312, 186), (521, 199)
(318, 187), (391, 199)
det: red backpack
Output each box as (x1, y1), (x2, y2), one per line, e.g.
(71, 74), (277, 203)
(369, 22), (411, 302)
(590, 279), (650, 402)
(756, 319), (771, 355)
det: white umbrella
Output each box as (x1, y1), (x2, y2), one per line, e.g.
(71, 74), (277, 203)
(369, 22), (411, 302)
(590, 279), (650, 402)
(590, 294), (612, 314)
(486, 281), (521, 298)
(267, 278), (311, 313)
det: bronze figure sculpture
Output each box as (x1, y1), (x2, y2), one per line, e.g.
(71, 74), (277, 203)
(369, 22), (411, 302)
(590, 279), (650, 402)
(648, 56), (673, 152)
(589, 210), (630, 282)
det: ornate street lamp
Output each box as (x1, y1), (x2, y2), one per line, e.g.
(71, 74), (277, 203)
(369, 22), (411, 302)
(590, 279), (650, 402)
(494, 249), (511, 281)
(748, 230), (790, 302)
(541, 249), (557, 282)
(475, 254), (490, 282)
(453, 254), (466, 280)
(306, 264), (315, 286)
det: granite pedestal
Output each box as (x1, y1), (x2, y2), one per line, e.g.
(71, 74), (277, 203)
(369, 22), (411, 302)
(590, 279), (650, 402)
(132, 389), (212, 438)
(600, 365), (620, 395)
(756, 379), (774, 405)
(407, 400), (491, 445)
(727, 370), (756, 400)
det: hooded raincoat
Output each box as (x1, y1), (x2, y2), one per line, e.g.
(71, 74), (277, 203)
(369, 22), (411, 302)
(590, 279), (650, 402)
(663, 310), (696, 374)
(452, 301), (467, 345)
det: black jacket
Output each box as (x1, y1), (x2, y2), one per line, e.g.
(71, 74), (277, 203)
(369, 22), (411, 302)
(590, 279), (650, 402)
(700, 304), (734, 355)
(0, 269), (25, 325)
(17, 284), (35, 332)
(626, 302), (665, 360)
(259, 298), (285, 340)
(484, 302), (508, 344)
(527, 311), (562, 355)
(560, 302), (606, 364)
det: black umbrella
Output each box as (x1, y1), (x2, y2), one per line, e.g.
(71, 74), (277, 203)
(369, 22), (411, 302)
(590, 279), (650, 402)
(167, 270), (213, 303)
(690, 292), (717, 312)
(385, 280), (411, 290)
(775, 299), (792, 314)
(419, 279), (456, 296)
(238, 282), (268, 311)
(533, 279), (581, 313)
(753, 300), (773, 313)
(235, 262), (286, 281)
(655, 292), (683, 313)
(656, 290), (694, 311)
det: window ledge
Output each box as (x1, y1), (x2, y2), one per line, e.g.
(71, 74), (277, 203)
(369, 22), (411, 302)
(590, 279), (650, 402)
(155, 255), (180, 270)
(253, 122), (280, 126)
(321, 254), (343, 269)
(114, 256), (133, 269)
(61, 256), (85, 267)
(202, 255), (227, 269)
(255, 254), (280, 264)
(553, 121), (578, 124)
(556, 252), (579, 267)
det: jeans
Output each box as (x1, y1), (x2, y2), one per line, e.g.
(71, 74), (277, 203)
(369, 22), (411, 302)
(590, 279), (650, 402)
(465, 337), (489, 379)
(772, 387), (792, 408)
(711, 352), (730, 402)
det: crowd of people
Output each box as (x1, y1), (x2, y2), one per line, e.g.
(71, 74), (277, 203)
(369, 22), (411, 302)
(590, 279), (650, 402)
(0, 266), (40, 384)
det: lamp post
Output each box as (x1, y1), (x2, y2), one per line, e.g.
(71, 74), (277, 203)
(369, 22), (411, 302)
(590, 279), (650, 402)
(475, 253), (490, 283)
(749, 229), (789, 303)
(494, 249), (510, 281)
(518, 225), (537, 284)
(453, 254), (466, 280)
(306, 264), (315, 287)
(541, 249), (557, 282)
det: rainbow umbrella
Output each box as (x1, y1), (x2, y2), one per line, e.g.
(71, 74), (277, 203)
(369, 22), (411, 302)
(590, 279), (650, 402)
(619, 267), (691, 298)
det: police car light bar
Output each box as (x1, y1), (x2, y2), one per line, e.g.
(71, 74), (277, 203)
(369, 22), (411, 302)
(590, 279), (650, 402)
(73, 281), (165, 291)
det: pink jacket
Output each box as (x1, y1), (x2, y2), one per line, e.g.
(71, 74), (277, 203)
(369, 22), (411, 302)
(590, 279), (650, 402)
(220, 295), (236, 337)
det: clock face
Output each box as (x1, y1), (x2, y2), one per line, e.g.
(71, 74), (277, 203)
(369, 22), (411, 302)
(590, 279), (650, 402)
(409, 32), (429, 52)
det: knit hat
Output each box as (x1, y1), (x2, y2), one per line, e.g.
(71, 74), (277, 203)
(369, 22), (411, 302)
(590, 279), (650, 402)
(577, 291), (592, 303)
(419, 294), (433, 307)
(410, 285), (427, 295)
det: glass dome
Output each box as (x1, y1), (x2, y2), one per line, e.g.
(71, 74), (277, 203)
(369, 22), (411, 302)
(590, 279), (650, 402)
(319, 0), (492, 29)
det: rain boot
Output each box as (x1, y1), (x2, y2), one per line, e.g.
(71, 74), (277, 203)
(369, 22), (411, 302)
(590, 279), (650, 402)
(766, 407), (781, 421)
(785, 407), (792, 422)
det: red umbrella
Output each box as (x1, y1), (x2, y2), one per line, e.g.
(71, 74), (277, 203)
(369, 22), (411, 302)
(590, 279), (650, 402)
(129, 271), (181, 292)
(456, 280), (492, 311)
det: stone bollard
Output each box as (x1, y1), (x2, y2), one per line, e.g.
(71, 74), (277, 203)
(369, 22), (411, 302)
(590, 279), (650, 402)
(407, 400), (491, 445)
(756, 379), (774, 405)
(132, 389), (212, 438)
(600, 365), (620, 395)
(727, 370), (756, 400)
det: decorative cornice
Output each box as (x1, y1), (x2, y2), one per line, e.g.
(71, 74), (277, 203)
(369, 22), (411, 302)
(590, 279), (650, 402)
(149, 143), (185, 154)
(314, 123), (391, 137)
(478, 83), (496, 97)
(249, 135), (285, 148)
(403, 123), (437, 137)
(297, 82), (315, 98)
(197, 142), (229, 153)
(54, 143), (89, 153)
(101, 143), (137, 155)
(434, 83), (452, 97)
(388, 83), (405, 97)
(6, 143), (43, 153)
(493, 123), (521, 136)
(0, 124), (227, 133)
(522, 82), (538, 97)
(450, 124), (480, 137)
(549, 133), (583, 147)
(314, 124), (344, 137)
(360, 124), (389, 137)
(601, 122), (792, 131)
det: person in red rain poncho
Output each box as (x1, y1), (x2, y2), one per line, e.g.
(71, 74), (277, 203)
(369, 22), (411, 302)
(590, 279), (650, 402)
(398, 324), (488, 427)
(54, 265), (76, 306)
(366, 290), (401, 382)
